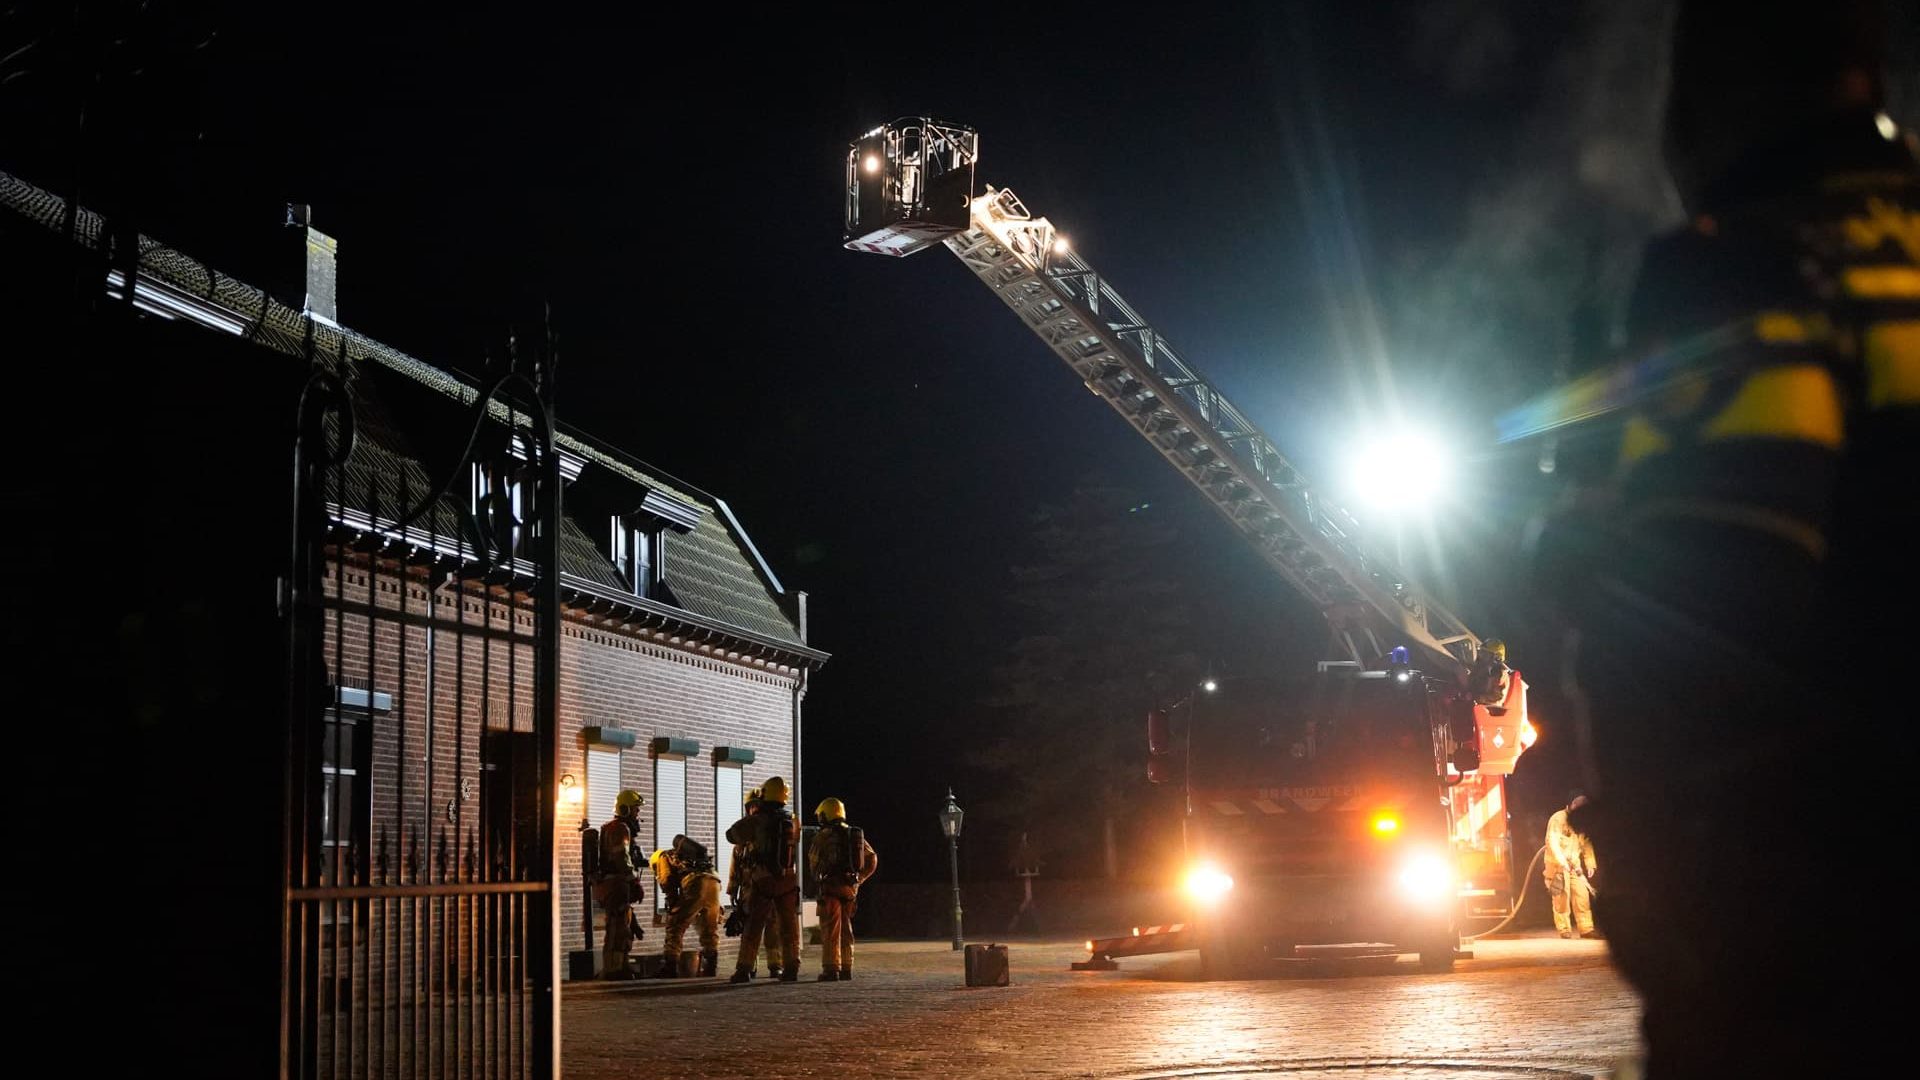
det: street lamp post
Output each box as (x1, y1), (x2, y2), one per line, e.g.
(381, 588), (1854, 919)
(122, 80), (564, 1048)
(939, 788), (965, 950)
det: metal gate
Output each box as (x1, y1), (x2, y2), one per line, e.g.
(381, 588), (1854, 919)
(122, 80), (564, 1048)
(283, 344), (562, 1078)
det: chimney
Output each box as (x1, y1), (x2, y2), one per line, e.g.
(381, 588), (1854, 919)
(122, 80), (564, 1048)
(284, 203), (339, 324)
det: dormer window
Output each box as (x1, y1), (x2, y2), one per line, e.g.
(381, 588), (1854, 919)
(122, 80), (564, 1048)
(472, 460), (527, 558)
(612, 516), (663, 597)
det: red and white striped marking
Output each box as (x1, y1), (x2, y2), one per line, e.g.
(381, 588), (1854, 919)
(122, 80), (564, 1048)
(1088, 923), (1192, 959)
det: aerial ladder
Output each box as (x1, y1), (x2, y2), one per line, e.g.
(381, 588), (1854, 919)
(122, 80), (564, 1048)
(844, 119), (1534, 967)
(846, 119), (1478, 672)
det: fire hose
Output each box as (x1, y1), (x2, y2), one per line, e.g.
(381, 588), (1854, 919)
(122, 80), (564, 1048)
(1462, 845), (1546, 941)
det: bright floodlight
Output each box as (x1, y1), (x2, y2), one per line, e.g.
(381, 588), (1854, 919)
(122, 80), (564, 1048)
(1183, 864), (1234, 904)
(1052, 237), (1069, 254)
(864, 155), (880, 174)
(1349, 429), (1452, 512)
(1396, 852), (1454, 905)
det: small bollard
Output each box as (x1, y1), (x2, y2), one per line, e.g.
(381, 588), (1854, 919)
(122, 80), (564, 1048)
(964, 943), (1010, 986)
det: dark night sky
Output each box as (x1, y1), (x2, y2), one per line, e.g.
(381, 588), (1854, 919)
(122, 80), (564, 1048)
(6, 0), (1741, 878)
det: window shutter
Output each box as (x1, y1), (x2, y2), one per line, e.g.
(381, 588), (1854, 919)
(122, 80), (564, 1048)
(653, 754), (688, 909)
(586, 746), (620, 828)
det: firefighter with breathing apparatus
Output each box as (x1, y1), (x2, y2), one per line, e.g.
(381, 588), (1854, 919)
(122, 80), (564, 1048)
(727, 775), (801, 983)
(726, 786), (787, 978)
(651, 834), (722, 978)
(592, 790), (646, 980)
(808, 797), (879, 981)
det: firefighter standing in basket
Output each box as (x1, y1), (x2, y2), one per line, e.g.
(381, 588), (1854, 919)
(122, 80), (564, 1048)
(809, 797), (879, 981)
(593, 790), (646, 980)
(1468, 638), (1512, 706)
(651, 834), (723, 978)
(726, 776), (801, 983)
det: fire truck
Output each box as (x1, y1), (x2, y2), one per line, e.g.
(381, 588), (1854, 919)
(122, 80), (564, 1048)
(843, 119), (1534, 974)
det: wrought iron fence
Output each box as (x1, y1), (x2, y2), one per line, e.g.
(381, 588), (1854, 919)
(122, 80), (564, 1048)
(285, 345), (561, 1079)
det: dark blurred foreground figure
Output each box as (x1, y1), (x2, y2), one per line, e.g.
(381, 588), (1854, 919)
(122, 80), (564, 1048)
(1537, 0), (1917, 1073)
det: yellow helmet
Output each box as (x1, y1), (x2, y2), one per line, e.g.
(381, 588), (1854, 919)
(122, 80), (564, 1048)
(615, 789), (645, 815)
(760, 776), (790, 805)
(1484, 639), (1507, 662)
(815, 797), (846, 822)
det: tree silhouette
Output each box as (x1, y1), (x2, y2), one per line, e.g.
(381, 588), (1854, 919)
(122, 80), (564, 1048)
(972, 483), (1203, 878)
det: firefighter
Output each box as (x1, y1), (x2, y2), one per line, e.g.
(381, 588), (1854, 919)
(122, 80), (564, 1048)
(726, 787), (787, 979)
(593, 790), (646, 980)
(1529, 1), (1916, 1071)
(1542, 795), (1597, 939)
(651, 834), (723, 978)
(808, 797), (879, 981)
(1468, 638), (1510, 706)
(726, 775), (801, 983)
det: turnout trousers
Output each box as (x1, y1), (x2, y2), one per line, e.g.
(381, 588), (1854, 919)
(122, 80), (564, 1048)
(818, 890), (857, 975)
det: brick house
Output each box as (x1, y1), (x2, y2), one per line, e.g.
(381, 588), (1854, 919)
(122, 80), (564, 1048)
(1, 169), (827, 1014)
(316, 357), (829, 980)
(302, 245), (830, 983)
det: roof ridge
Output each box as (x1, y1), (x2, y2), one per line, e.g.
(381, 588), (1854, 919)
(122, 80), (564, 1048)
(0, 167), (816, 656)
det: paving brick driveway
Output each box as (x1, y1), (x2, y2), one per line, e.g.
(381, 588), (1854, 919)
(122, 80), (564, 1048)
(562, 932), (1642, 1079)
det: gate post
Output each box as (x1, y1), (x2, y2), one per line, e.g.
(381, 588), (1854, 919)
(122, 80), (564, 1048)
(532, 368), (563, 1080)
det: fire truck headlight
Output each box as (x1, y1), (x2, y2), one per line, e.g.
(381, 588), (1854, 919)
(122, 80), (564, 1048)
(1184, 864), (1235, 905)
(1396, 852), (1454, 905)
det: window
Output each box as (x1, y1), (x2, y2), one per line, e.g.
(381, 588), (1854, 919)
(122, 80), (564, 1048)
(585, 746), (621, 829)
(713, 764), (743, 890)
(653, 752), (687, 910)
(472, 460), (527, 558)
(611, 516), (664, 598)
(319, 688), (381, 886)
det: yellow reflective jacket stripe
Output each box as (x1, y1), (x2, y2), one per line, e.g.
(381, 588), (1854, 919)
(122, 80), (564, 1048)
(1753, 311), (1826, 344)
(1865, 320), (1920, 408)
(1699, 363), (1844, 447)
(1618, 414), (1673, 468)
(1843, 265), (1920, 299)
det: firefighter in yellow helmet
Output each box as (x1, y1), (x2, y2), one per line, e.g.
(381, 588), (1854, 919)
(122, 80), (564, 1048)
(1523, 2), (1918, 1070)
(809, 797), (878, 980)
(1542, 794), (1598, 939)
(650, 834), (722, 977)
(726, 786), (786, 979)
(725, 775), (801, 982)
(592, 790), (645, 979)
(1469, 638), (1511, 707)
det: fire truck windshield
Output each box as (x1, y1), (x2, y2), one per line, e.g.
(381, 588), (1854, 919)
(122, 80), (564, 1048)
(1186, 675), (1436, 787)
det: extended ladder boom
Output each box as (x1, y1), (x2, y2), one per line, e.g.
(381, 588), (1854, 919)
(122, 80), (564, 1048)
(846, 120), (1480, 672)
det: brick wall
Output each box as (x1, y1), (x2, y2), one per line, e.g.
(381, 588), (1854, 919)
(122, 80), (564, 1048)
(314, 551), (804, 992)
(555, 617), (799, 969)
